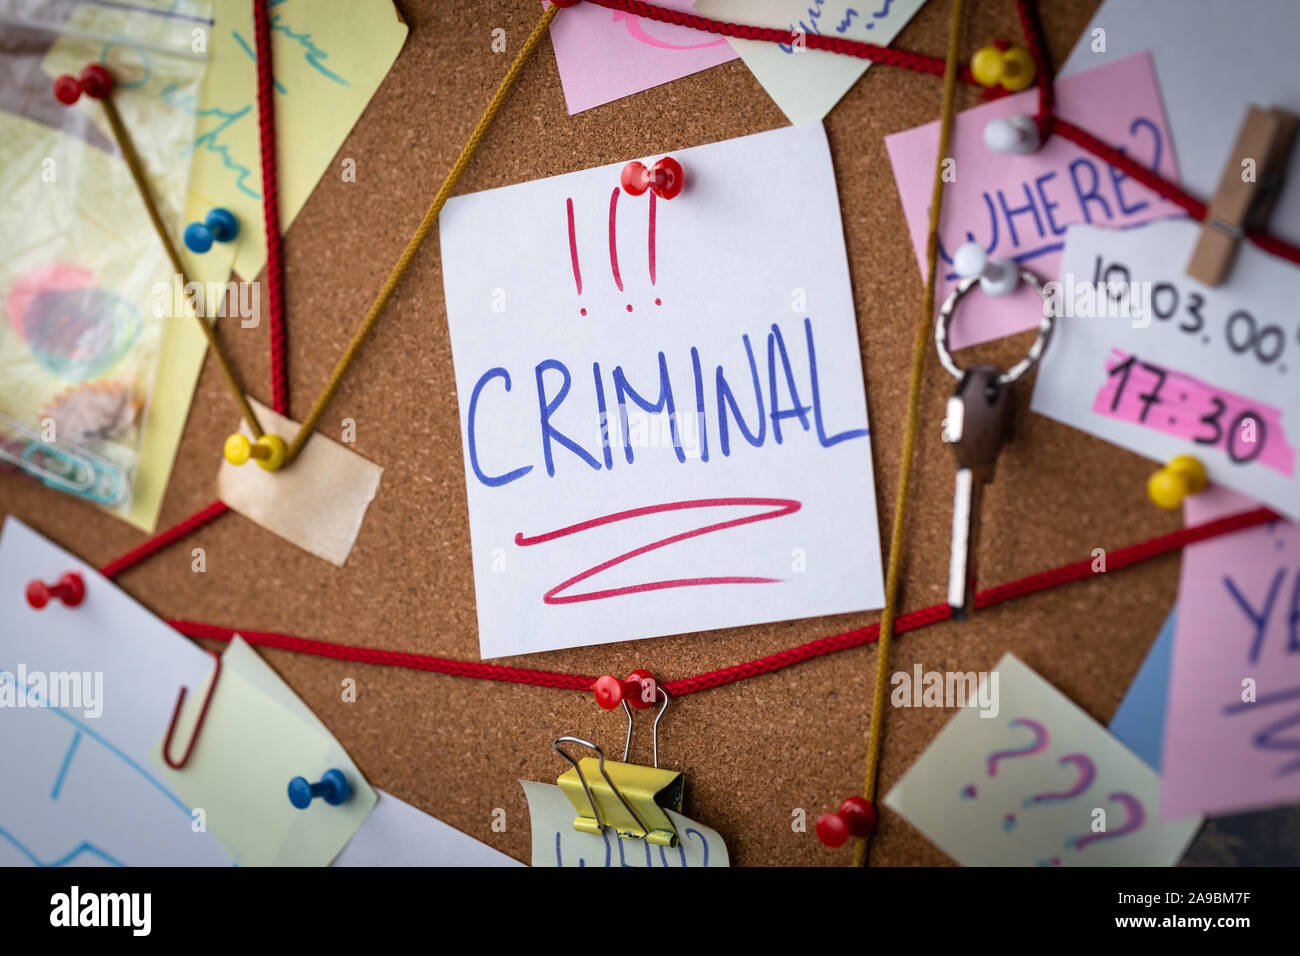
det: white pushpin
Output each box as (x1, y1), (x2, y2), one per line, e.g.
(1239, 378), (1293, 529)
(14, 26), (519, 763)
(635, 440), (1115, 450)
(983, 114), (1040, 155)
(953, 241), (1019, 297)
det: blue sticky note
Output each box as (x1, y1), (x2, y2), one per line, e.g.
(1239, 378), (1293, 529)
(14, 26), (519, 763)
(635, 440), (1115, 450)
(1109, 609), (1176, 771)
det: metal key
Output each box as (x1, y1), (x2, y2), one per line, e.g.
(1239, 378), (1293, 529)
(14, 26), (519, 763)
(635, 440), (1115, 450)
(942, 365), (1015, 620)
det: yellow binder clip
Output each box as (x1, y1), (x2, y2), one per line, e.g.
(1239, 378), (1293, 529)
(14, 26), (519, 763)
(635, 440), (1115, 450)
(554, 683), (683, 847)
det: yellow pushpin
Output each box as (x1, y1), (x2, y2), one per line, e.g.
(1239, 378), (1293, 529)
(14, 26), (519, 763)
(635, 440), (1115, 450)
(1147, 455), (1207, 510)
(970, 45), (1036, 92)
(224, 432), (286, 471)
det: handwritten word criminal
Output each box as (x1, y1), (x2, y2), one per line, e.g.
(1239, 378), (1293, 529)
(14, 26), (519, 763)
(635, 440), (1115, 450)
(466, 317), (868, 488)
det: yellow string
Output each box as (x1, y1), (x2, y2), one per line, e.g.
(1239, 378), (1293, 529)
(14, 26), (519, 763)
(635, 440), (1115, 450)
(282, 4), (560, 465)
(103, 96), (266, 439)
(852, 0), (967, 868)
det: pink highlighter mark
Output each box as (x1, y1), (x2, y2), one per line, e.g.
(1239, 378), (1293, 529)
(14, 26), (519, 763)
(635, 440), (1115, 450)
(1093, 349), (1295, 476)
(608, 187), (624, 292)
(566, 197), (582, 296)
(515, 497), (801, 604)
(7, 263), (96, 335)
(612, 11), (728, 50)
(648, 191), (657, 285)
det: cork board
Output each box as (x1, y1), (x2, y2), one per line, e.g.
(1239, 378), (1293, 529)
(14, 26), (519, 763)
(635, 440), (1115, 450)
(1, 0), (1198, 867)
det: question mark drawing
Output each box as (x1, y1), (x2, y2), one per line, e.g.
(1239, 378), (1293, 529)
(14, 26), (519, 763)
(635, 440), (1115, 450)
(1025, 753), (1097, 807)
(960, 717), (1049, 802)
(1065, 792), (1146, 852)
(1002, 753), (1097, 832)
(987, 719), (1050, 775)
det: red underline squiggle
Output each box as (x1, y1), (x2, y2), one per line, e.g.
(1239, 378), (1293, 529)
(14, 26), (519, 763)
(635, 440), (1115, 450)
(515, 497), (801, 604)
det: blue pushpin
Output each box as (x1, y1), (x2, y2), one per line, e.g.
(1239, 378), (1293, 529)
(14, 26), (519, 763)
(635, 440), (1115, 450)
(183, 207), (239, 254)
(287, 769), (350, 809)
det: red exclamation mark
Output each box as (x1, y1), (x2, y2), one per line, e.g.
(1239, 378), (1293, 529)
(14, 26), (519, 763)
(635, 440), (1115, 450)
(609, 187), (632, 312)
(649, 191), (660, 306)
(567, 197), (584, 315)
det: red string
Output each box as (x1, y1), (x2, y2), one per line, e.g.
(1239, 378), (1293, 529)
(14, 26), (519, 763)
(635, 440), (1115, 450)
(164, 506), (1278, 696)
(583, 0), (977, 83)
(167, 619), (596, 690)
(1052, 117), (1300, 268)
(1052, 117), (1206, 219)
(586, 0), (1300, 269)
(1013, 0), (1054, 142)
(93, 0), (1295, 697)
(253, 0), (289, 415)
(99, 500), (230, 579)
(1011, 0), (1293, 270)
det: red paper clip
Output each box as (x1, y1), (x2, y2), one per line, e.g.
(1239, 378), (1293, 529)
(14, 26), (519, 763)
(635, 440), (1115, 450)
(161, 650), (222, 769)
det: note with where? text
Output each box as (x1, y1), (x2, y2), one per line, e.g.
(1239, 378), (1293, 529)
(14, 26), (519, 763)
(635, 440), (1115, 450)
(438, 122), (884, 658)
(885, 53), (1180, 349)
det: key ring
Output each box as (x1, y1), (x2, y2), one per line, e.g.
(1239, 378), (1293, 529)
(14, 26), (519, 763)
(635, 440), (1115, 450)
(934, 268), (1057, 386)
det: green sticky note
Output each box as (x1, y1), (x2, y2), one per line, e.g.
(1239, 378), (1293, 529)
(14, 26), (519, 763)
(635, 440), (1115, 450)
(193, 0), (409, 281)
(152, 636), (376, 866)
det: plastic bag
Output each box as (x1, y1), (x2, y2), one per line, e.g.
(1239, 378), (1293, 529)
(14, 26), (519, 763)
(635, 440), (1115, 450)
(0, 0), (211, 510)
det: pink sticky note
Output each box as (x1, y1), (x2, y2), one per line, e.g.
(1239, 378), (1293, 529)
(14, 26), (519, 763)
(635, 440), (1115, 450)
(548, 0), (737, 114)
(884, 52), (1181, 349)
(1162, 486), (1300, 819)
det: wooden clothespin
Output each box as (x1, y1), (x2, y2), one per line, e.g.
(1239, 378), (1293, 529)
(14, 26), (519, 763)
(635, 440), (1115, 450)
(1187, 105), (1298, 286)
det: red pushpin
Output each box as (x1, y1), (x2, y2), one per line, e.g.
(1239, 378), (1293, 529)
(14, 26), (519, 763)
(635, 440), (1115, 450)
(52, 64), (114, 105)
(620, 157), (684, 200)
(26, 572), (86, 610)
(592, 669), (658, 710)
(815, 796), (877, 847)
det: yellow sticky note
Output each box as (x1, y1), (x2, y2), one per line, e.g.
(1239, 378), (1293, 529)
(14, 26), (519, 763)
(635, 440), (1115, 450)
(122, 187), (237, 533)
(193, 0), (408, 280)
(152, 636), (377, 867)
